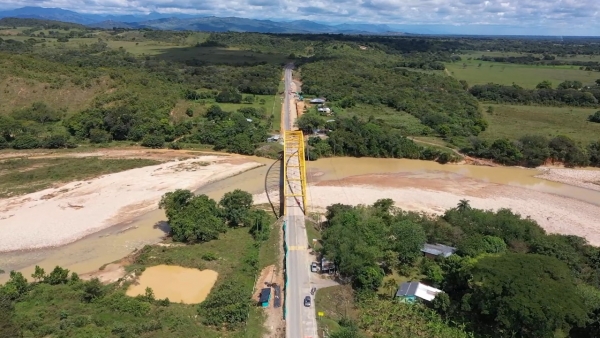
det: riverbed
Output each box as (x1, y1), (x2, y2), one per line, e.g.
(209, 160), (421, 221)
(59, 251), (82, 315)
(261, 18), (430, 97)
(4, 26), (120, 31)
(1, 156), (599, 284)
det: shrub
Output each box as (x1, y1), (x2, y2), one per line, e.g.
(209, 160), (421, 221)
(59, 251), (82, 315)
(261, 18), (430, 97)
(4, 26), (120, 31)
(12, 134), (39, 149)
(141, 135), (165, 148)
(202, 252), (218, 261)
(89, 129), (112, 143)
(42, 134), (69, 149)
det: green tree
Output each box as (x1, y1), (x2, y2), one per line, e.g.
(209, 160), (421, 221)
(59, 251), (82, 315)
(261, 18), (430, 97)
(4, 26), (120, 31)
(42, 134), (70, 149)
(458, 254), (588, 338)
(457, 234), (506, 257)
(536, 80), (553, 89)
(82, 278), (105, 303)
(219, 189), (253, 226)
(205, 105), (228, 121)
(353, 265), (384, 291)
(159, 190), (226, 243)
(589, 140), (600, 166)
(12, 134), (39, 149)
(456, 199), (471, 212)
(488, 138), (523, 165)
(518, 135), (550, 167)
(11, 102), (62, 123)
(1, 271), (29, 300)
(390, 219), (426, 265)
(44, 266), (70, 285)
(296, 113), (325, 134)
(383, 278), (398, 298)
(89, 128), (112, 143)
(31, 265), (46, 282)
(588, 111), (600, 123)
(215, 88), (242, 103)
(141, 134), (165, 148)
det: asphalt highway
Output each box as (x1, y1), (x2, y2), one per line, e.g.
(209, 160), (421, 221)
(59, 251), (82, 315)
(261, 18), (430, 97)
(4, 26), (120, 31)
(283, 64), (318, 338)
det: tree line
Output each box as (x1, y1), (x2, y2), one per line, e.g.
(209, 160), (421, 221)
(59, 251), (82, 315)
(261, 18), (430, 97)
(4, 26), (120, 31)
(318, 199), (600, 338)
(297, 114), (461, 163)
(469, 83), (600, 107)
(477, 54), (600, 71)
(460, 135), (600, 167)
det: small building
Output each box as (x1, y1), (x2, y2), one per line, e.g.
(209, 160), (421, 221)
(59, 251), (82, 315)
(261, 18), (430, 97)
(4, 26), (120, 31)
(421, 243), (457, 259)
(321, 257), (334, 273)
(317, 107), (331, 114)
(310, 98), (326, 104)
(258, 288), (271, 307)
(396, 281), (442, 303)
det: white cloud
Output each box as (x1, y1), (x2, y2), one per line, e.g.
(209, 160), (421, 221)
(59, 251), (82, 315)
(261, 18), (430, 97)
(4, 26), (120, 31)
(1, 0), (600, 34)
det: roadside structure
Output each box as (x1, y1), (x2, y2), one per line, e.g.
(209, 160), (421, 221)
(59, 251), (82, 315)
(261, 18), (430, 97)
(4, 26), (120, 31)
(421, 243), (457, 259)
(396, 281), (443, 303)
(259, 288), (271, 307)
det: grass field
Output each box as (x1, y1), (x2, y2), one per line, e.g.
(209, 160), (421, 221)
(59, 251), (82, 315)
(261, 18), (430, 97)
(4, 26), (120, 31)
(446, 59), (598, 88)
(333, 104), (429, 135)
(479, 104), (600, 144)
(0, 157), (159, 198)
(315, 285), (357, 334)
(460, 51), (600, 62)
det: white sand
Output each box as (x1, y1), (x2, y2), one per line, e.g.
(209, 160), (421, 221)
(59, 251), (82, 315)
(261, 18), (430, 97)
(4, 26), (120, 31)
(536, 167), (600, 192)
(255, 182), (600, 246)
(0, 156), (262, 252)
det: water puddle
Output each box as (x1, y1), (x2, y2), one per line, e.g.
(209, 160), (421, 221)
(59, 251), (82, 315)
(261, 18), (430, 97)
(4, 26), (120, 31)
(126, 265), (218, 304)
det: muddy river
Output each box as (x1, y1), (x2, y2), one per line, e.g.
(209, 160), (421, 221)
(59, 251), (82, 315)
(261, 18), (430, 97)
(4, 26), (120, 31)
(1, 157), (599, 284)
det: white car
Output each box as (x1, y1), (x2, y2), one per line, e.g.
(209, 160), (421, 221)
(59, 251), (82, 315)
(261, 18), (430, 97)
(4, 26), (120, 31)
(310, 262), (318, 272)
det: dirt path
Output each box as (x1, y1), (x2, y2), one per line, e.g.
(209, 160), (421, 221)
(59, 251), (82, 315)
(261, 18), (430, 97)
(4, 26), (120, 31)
(254, 219), (286, 338)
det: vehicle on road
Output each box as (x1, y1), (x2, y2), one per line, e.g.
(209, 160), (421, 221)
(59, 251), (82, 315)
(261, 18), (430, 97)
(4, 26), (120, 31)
(310, 262), (318, 272)
(304, 296), (311, 307)
(311, 287), (316, 295)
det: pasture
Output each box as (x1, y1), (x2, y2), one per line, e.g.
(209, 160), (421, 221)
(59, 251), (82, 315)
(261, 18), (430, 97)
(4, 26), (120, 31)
(446, 59), (598, 88)
(479, 104), (600, 144)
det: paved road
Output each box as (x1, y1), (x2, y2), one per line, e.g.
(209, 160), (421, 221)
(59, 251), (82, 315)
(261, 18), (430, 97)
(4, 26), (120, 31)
(284, 64), (318, 338)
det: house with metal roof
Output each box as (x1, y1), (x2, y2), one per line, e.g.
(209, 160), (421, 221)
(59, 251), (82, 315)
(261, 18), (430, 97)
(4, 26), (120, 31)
(396, 281), (442, 303)
(310, 98), (326, 104)
(421, 243), (457, 259)
(258, 288), (271, 307)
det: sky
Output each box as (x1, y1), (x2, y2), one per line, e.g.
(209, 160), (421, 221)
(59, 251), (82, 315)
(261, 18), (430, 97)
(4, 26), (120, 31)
(1, 0), (600, 35)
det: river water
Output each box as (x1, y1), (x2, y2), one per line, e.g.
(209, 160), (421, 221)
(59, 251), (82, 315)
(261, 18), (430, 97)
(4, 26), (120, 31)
(1, 157), (598, 283)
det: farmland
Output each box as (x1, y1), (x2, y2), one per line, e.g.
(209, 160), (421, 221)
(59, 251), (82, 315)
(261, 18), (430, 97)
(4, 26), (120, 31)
(479, 104), (600, 145)
(446, 59), (598, 88)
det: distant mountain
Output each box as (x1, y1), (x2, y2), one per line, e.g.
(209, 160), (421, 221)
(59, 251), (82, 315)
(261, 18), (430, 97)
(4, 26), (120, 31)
(0, 6), (406, 35)
(0, 6), (98, 24)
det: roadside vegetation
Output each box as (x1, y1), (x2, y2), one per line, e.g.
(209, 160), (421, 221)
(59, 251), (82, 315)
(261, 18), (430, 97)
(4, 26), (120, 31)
(312, 199), (600, 338)
(0, 188), (277, 337)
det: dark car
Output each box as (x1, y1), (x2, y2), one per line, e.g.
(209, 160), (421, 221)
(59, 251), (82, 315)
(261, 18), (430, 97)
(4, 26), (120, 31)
(304, 296), (311, 307)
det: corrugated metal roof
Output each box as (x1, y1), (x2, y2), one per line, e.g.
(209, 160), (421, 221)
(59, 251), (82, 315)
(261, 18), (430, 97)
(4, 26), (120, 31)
(396, 281), (420, 297)
(421, 243), (456, 257)
(396, 282), (443, 301)
(259, 288), (271, 303)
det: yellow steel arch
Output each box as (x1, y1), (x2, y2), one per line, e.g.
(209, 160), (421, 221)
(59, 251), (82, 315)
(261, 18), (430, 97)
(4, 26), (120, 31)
(283, 130), (308, 215)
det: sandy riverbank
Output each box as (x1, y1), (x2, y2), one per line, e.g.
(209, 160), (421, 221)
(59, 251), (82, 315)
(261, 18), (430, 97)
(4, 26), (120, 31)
(536, 167), (600, 192)
(255, 171), (600, 245)
(0, 155), (263, 252)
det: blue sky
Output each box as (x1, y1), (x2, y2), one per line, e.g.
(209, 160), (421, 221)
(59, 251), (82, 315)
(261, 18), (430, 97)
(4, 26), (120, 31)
(1, 0), (600, 35)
